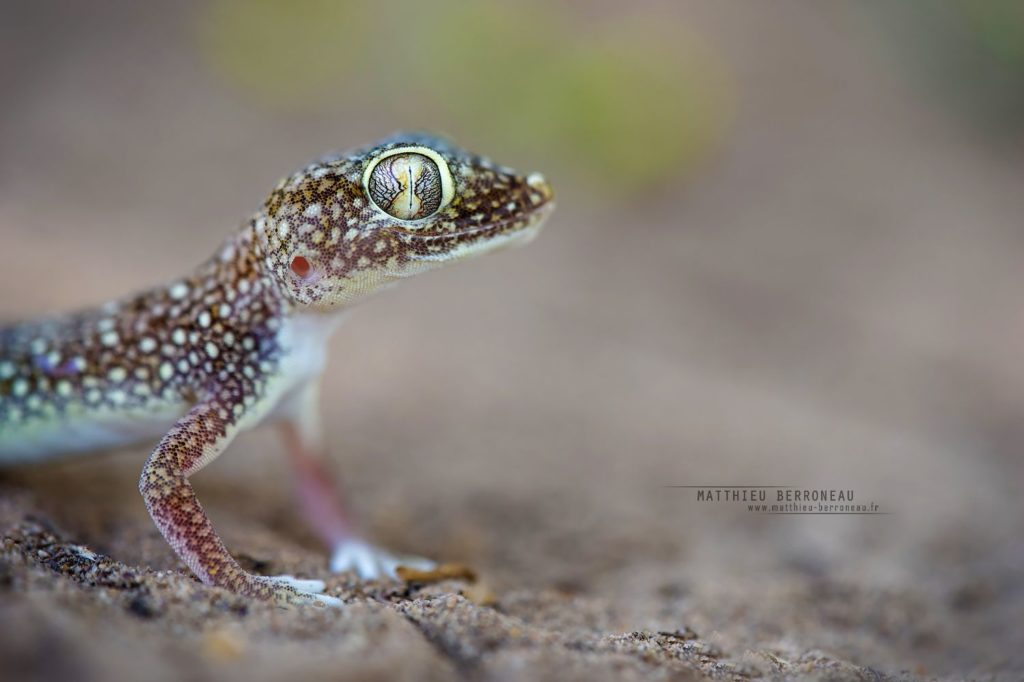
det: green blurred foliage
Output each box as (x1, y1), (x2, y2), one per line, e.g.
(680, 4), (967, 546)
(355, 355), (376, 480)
(198, 0), (732, 196)
(871, 0), (1024, 136)
(961, 0), (1024, 68)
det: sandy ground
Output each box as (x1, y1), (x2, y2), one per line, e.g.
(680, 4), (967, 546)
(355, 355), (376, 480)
(2, 2), (1023, 680)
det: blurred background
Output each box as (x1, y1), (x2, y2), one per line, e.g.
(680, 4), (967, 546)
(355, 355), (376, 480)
(1, 1), (1022, 679)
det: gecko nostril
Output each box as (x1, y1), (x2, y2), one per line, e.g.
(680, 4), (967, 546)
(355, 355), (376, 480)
(290, 255), (312, 279)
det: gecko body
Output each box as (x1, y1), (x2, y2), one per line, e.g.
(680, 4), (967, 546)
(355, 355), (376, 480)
(0, 133), (553, 606)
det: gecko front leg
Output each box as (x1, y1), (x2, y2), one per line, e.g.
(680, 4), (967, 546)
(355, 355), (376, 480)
(278, 381), (435, 580)
(140, 392), (341, 607)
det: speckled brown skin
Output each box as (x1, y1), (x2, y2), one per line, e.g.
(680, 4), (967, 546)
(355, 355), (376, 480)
(0, 133), (554, 606)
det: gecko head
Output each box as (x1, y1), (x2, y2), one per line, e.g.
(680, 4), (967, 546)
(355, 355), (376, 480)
(254, 132), (554, 311)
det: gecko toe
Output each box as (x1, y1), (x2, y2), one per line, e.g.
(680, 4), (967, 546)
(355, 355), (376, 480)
(306, 592), (344, 608)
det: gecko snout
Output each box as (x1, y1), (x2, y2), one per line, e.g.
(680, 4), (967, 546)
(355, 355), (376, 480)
(526, 172), (554, 203)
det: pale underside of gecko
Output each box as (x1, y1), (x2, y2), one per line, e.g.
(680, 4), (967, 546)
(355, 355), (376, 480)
(0, 133), (554, 606)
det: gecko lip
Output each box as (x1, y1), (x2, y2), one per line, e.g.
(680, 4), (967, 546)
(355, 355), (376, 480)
(382, 201), (554, 241)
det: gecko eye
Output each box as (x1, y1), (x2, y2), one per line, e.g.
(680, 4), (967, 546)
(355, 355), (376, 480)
(367, 153), (441, 220)
(363, 146), (454, 222)
(290, 255), (312, 279)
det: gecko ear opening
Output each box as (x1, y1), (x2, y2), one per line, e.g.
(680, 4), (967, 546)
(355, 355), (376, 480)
(290, 255), (312, 279)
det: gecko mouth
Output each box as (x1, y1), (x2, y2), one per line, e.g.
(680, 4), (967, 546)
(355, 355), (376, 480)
(382, 201), (555, 242)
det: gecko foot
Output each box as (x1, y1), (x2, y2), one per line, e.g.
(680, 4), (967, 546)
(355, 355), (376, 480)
(330, 538), (435, 580)
(267, 574), (328, 593)
(262, 574), (343, 608)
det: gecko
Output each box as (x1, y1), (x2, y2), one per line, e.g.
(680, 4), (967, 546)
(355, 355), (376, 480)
(0, 133), (554, 607)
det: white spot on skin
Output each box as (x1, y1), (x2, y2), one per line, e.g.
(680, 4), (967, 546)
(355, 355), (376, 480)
(108, 390), (127, 405)
(139, 337), (157, 353)
(205, 342), (219, 359)
(159, 362), (174, 382)
(29, 338), (47, 355)
(56, 381), (72, 397)
(0, 361), (15, 379)
(100, 331), (120, 347)
(277, 220), (290, 238)
(177, 359), (190, 373)
(107, 367), (127, 383)
(12, 379), (29, 397)
(344, 228), (359, 240)
(223, 332), (235, 347)
(169, 282), (189, 300)
(197, 311), (212, 328)
(172, 328), (186, 345)
(218, 303), (232, 318)
(304, 203), (321, 217)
